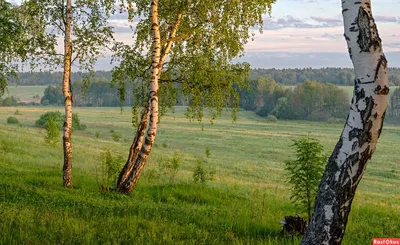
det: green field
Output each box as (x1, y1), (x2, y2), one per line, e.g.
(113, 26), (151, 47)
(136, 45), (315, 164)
(0, 106), (399, 244)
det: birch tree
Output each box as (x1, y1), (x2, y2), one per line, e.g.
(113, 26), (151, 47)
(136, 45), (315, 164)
(0, 1), (31, 96)
(25, 0), (114, 187)
(301, 0), (389, 244)
(113, 0), (275, 193)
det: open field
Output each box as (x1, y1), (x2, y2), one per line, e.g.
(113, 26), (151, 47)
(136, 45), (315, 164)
(4, 86), (47, 103)
(0, 106), (399, 244)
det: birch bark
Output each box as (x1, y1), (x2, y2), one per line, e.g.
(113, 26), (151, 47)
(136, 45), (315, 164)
(62, 0), (73, 188)
(301, 0), (389, 244)
(117, 0), (161, 193)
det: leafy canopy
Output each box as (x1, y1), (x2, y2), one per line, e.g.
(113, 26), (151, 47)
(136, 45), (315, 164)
(0, 1), (32, 96)
(112, 0), (275, 124)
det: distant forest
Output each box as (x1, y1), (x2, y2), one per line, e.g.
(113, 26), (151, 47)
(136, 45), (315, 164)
(8, 67), (400, 86)
(2, 68), (400, 122)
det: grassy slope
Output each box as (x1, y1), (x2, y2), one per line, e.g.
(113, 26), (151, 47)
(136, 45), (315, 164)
(0, 106), (399, 244)
(4, 86), (47, 103)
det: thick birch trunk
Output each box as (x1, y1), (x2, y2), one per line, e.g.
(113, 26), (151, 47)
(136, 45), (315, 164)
(116, 0), (161, 193)
(301, 1), (389, 244)
(62, 0), (73, 188)
(116, 8), (183, 193)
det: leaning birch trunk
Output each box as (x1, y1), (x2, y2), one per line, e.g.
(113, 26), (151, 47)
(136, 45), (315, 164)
(62, 0), (73, 188)
(301, 0), (389, 244)
(116, 0), (161, 193)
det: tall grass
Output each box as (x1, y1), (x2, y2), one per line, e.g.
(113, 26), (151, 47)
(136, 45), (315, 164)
(0, 106), (399, 244)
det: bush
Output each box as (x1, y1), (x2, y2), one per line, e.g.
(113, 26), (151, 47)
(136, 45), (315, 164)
(44, 118), (60, 146)
(159, 152), (182, 184)
(265, 115), (278, 122)
(193, 159), (215, 184)
(41, 100), (49, 106)
(98, 150), (123, 191)
(35, 111), (64, 129)
(255, 106), (271, 117)
(111, 131), (122, 142)
(35, 111), (85, 131)
(284, 136), (327, 223)
(14, 110), (22, 115)
(6, 116), (19, 124)
(72, 113), (86, 130)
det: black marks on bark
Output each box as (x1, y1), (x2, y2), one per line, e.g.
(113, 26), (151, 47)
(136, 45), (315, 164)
(374, 85), (389, 95)
(354, 86), (365, 101)
(342, 8), (348, 13)
(356, 7), (381, 53)
(375, 55), (388, 80)
(344, 34), (350, 41)
(377, 110), (386, 137)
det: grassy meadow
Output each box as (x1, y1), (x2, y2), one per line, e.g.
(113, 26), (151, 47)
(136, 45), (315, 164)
(0, 105), (399, 244)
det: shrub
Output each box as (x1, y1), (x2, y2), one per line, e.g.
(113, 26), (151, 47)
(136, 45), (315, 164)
(95, 131), (100, 138)
(98, 150), (123, 191)
(265, 115), (278, 122)
(14, 110), (22, 115)
(284, 136), (327, 223)
(6, 116), (19, 124)
(193, 159), (215, 184)
(159, 152), (182, 184)
(111, 131), (122, 142)
(35, 111), (64, 129)
(205, 146), (211, 158)
(72, 113), (86, 130)
(44, 118), (60, 146)
(35, 111), (85, 131)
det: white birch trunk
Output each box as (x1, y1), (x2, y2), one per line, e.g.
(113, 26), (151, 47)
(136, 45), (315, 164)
(117, 0), (161, 193)
(62, 0), (73, 188)
(301, 0), (389, 244)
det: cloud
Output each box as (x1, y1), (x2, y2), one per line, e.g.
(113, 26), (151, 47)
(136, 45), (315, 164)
(374, 15), (398, 23)
(387, 42), (400, 49)
(310, 16), (342, 27)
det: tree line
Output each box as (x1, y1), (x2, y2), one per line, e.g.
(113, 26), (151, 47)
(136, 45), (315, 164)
(8, 67), (400, 86)
(250, 67), (400, 86)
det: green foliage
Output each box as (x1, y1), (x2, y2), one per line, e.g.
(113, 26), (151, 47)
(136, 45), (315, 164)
(112, 0), (275, 122)
(35, 111), (64, 129)
(159, 152), (182, 184)
(72, 113), (86, 130)
(21, 0), (114, 75)
(14, 109), (22, 115)
(111, 131), (122, 142)
(205, 146), (211, 158)
(44, 118), (60, 146)
(35, 111), (85, 130)
(193, 159), (216, 184)
(98, 149), (123, 191)
(95, 131), (100, 138)
(265, 115), (278, 123)
(0, 96), (18, 106)
(0, 1), (33, 96)
(0, 107), (399, 244)
(40, 85), (63, 105)
(0, 139), (13, 156)
(389, 87), (400, 118)
(6, 116), (19, 124)
(284, 137), (327, 223)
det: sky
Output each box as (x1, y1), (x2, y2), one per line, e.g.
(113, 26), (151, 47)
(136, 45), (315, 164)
(13, 0), (400, 69)
(99, 0), (400, 70)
